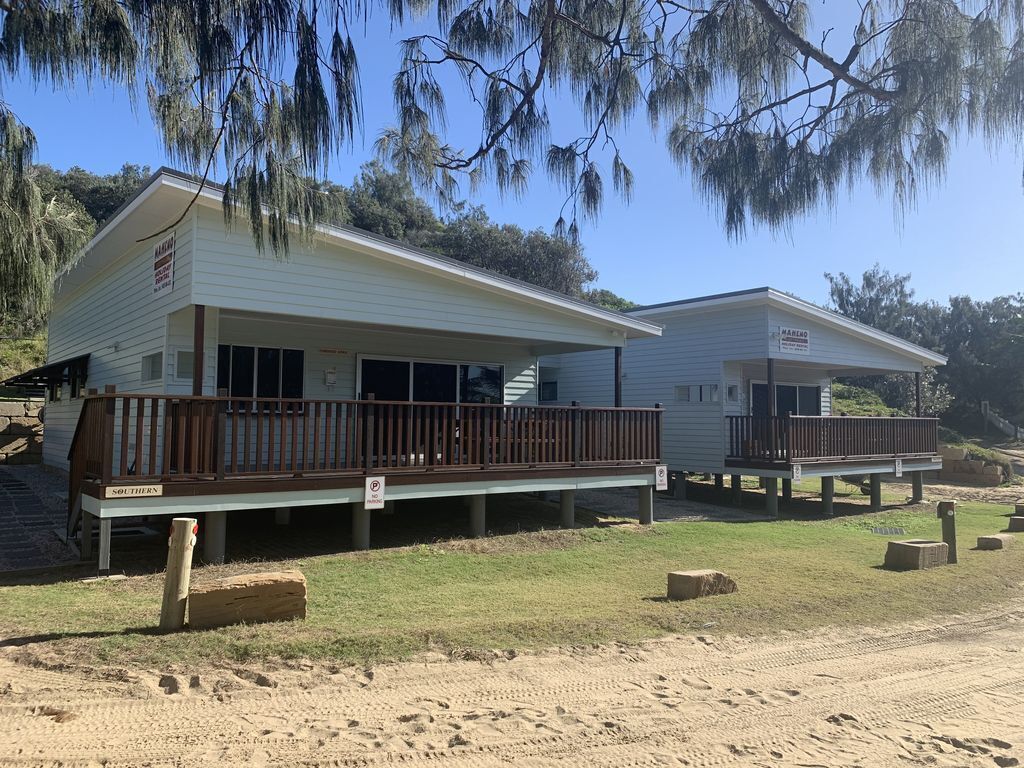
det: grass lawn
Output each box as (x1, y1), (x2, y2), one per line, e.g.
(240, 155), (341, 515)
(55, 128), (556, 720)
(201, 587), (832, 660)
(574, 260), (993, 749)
(1, 499), (1021, 668)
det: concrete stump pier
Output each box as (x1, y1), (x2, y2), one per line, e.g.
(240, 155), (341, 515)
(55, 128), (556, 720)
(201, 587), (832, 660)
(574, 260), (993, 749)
(560, 489), (575, 529)
(638, 486), (654, 525)
(203, 510), (227, 565)
(730, 475), (742, 506)
(765, 477), (779, 517)
(352, 505), (371, 550)
(821, 476), (835, 517)
(673, 472), (687, 500)
(470, 495), (487, 538)
(869, 474), (882, 512)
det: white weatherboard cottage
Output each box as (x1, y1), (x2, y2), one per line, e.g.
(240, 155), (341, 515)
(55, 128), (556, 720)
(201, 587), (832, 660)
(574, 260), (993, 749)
(7, 169), (664, 573)
(540, 288), (946, 514)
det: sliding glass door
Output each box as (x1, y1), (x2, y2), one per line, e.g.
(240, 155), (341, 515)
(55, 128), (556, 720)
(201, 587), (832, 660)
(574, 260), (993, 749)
(751, 383), (821, 417)
(360, 357), (504, 404)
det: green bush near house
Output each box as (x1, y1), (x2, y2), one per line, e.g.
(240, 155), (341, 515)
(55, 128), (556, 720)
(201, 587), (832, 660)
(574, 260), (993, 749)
(831, 382), (905, 416)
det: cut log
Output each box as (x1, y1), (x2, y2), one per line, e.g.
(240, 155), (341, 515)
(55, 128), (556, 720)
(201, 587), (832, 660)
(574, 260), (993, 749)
(884, 540), (948, 571)
(667, 569), (737, 601)
(977, 534), (1013, 551)
(188, 570), (307, 630)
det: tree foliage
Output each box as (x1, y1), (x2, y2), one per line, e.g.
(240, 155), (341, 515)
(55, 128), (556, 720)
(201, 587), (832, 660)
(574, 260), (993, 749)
(0, 0), (1020, 315)
(825, 266), (1024, 428)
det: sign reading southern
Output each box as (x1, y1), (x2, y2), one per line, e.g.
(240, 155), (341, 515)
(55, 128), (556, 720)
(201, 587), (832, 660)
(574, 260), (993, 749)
(655, 465), (669, 491)
(364, 476), (386, 509)
(105, 484), (163, 499)
(153, 233), (175, 295)
(779, 326), (810, 355)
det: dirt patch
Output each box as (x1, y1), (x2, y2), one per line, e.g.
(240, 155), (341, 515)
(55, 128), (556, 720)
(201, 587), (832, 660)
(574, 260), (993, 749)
(3, 601), (1024, 766)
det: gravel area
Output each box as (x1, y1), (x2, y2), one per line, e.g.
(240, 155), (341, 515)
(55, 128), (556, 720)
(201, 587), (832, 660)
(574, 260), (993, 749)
(575, 487), (772, 522)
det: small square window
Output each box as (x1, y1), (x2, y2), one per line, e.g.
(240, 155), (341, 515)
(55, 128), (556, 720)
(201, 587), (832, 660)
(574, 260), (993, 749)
(727, 384), (739, 402)
(705, 384), (720, 402)
(675, 385), (691, 402)
(540, 381), (558, 402)
(175, 350), (194, 380)
(141, 352), (163, 383)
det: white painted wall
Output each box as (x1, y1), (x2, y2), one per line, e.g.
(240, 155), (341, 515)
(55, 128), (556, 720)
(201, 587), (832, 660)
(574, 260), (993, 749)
(44, 222), (194, 469)
(191, 209), (623, 350)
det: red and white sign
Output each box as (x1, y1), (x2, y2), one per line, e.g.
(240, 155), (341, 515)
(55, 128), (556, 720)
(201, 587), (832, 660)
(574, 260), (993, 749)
(153, 233), (175, 295)
(779, 326), (810, 355)
(364, 476), (386, 509)
(655, 465), (669, 491)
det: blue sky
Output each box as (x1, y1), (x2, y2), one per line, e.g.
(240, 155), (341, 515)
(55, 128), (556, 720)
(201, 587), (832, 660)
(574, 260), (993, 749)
(6, 12), (1022, 308)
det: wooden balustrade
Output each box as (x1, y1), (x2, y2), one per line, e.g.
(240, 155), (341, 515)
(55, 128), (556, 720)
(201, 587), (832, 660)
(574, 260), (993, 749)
(726, 415), (939, 465)
(67, 393), (664, 487)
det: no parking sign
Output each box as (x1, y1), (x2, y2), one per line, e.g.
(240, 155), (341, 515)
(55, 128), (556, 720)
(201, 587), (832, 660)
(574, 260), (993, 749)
(655, 465), (668, 491)
(364, 476), (386, 509)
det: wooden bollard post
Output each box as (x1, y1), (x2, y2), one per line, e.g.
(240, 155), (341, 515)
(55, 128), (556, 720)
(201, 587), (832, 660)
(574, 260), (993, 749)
(159, 518), (198, 631)
(937, 501), (957, 565)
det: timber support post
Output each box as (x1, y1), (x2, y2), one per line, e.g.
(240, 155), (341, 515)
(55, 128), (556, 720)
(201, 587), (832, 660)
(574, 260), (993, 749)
(765, 477), (779, 518)
(938, 500), (957, 564)
(821, 476), (835, 517)
(870, 474), (882, 512)
(911, 471), (924, 503)
(352, 504), (371, 550)
(674, 472), (687, 500)
(97, 518), (111, 576)
(731, 474), (742, 506)
(159, 517), (198, 631)
(203, 510), (227, 564)
(470, 495), (486, 538)
(193, 304), (205, 396)
(560, 489), (575, 529)
(638, 485), (654, 525)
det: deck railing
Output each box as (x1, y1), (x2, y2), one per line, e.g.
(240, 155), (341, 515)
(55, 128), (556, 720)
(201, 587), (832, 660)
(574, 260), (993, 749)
(726, 415), (939, 465)
(68, 393), (663, 488)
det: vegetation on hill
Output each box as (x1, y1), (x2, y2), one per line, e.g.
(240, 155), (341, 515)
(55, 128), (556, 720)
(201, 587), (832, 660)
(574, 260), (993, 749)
(831, 383), (902, 417)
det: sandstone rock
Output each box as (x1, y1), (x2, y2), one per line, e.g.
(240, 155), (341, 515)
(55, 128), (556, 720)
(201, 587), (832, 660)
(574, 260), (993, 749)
(0, 401), (25, 417)
(884, 540), (948, 570)
(666, 569), (738, 601)
(977, 534), (1013, 550)
(188, 570), (307, 630)
(939, 445), (968, 461)
(1008, 517), (1024, 533)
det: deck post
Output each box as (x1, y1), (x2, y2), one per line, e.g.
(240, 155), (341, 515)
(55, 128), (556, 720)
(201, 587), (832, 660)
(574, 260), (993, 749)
(192, 304), (205, 396)
(915, 371), (922, 417)
(765, 477), (779, 517)
(673, 472), (687, 499)
(470, 495), (486, 538)
(352, 504), (371, 550)
(821, 476), (835, 516)
(571, 401), (582, 467)
(869, 474), (882, 512)
(80, 511), (93, 560)
(101, 384), (116, 484)
(714, 473), (724, 491)
(781, 478), (793, 505)
(638, 485), (654, 525)
(730, 474), (742, 505)
(911, 471), (924, 503)
(98, 517), (111, 576)
(274, 508), (291, 525)
(560, 489), (575, 529)
(614, 347), (623, 407)
(204, 510), (227, 564)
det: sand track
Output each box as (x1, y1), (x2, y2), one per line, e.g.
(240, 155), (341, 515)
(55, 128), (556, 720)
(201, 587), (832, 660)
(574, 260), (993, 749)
(2, 605), (1024, 767)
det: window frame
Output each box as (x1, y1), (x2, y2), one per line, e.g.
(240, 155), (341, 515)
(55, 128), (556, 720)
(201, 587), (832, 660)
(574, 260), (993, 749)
(749, 380), (822, 417)
(216, 344), (305, 409)
(539, 380), (558, 402)
(140, 351), (163, 384)
(172, 348), (195, 382)
(356, 353), (506, 405)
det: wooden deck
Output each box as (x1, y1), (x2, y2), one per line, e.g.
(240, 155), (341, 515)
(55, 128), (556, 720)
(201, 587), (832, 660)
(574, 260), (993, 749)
(68, 392), (664, 520)
(725, 415), (939, 469)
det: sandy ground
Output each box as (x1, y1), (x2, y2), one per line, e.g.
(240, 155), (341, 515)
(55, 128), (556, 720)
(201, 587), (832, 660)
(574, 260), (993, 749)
(3, 604), (1024, 767)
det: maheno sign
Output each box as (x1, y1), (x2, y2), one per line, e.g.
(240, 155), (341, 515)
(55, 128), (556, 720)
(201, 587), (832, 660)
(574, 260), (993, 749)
(153, 233), (175, 294)
(779, 327), (810, 355)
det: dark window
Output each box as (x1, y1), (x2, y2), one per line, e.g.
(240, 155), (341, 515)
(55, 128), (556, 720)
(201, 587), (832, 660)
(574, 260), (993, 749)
(413, 362), (457, 402)
(229, 345), (254, 398)
(752, 383), (769, 417)
(776, 384), (798, 416)
(798, 386), (821, 416)
(282, 349), (304, 399)
(256, 347), (281, 398)
(459, 364), (503, 403)
(540, 381), (558, 402)
(360, 359), (410, 401)
(216, 345), (302, 403)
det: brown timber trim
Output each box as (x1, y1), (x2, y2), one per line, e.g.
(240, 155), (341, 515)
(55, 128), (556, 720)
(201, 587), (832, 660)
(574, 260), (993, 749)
(192, 304), (205, 396)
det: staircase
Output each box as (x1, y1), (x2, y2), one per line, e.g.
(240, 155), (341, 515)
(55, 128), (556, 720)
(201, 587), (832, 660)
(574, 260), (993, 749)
(981, 401), (1021, 441)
